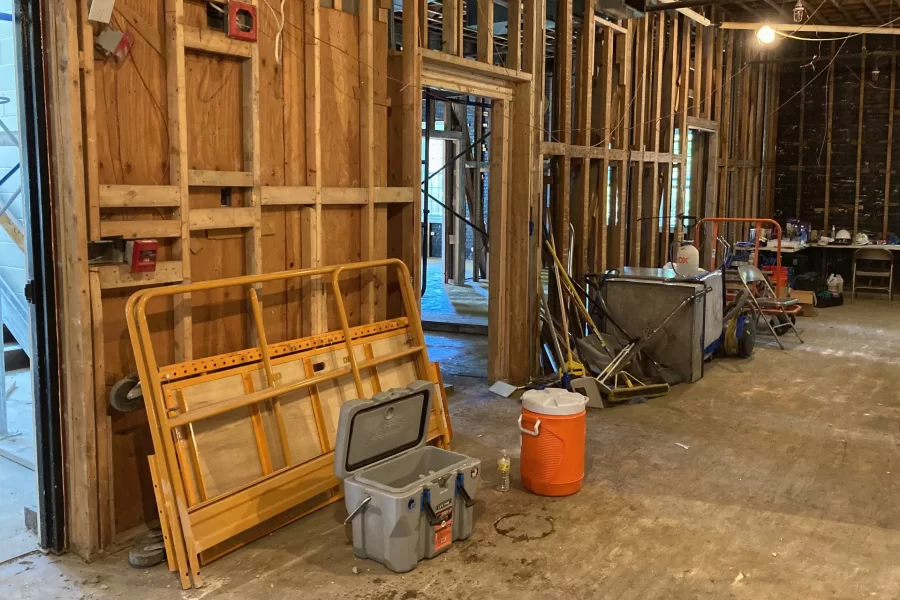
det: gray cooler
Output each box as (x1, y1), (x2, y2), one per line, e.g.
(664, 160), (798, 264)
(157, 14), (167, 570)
(334, 381), (481, 573)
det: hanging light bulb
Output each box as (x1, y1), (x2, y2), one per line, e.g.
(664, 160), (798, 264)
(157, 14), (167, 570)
(793, 0), (806, 23)
(757, 25), (776, 45)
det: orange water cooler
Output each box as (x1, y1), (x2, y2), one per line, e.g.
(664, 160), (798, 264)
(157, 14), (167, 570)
(518, 389), (587, 497)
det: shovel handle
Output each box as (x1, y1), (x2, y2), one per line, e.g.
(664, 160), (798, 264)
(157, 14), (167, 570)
(518, 415), (541, 437)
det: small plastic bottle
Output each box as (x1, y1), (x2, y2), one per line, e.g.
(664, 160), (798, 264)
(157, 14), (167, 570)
(497, 449), (511, 492)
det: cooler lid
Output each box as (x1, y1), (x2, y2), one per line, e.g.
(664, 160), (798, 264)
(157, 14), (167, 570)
(333, 381), (435, 480)
(521, 389), (587, 416)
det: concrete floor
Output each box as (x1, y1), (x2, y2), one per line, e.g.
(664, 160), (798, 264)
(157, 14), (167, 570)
(421, 258), (488, 328)
(0, 368), (36, 565)
(5, 303), (900, 598)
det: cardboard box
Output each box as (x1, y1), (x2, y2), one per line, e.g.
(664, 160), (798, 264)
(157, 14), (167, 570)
(790, 290), (818, 317)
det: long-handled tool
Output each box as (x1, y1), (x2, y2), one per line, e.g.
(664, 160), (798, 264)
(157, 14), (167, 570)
(546, 225), (585, 385)
(543, 239), (670, 404)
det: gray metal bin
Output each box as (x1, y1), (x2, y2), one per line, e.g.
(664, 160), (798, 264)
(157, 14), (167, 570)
(334, 381), (481, 573)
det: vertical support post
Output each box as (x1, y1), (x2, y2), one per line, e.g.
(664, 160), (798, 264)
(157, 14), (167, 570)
(703, 22), (713, 120)
(360, 0), (376, 323)
(477, 0), (494, 63)
(796, 47), (806, 220)
(488, 100), (510, 380)
(403, 0), (423, 295)
(692, 21), (702, 118)
(79, 0), (100, 242)
(443, 0), (461, 56)
(508, 0), (522, 70)
(675, 16), (689, 242)
(617, 21), (633, 267)
(304, 0), (325, 334)
(648, 13), (664, 266)
(596, 26), (613, 273)
(824, 41), (835, 232)
(243, 0), (262, 344)
(524, 0), (544, 382)
(473, 101), (484, 281)
(719, 31), (734, 223)
(660, 13), (678, 266)
(630, 16), (648, 266)
(554, 0), (573, 265)
(167, 0), (192, 361)
(572, 7), (594, 281)
(884, 45), (896, 240)
(854, 36), (866, 235)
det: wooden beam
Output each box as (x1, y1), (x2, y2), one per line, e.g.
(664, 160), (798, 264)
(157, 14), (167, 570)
(885, 45), (896, 240)
(829, 0), (857, 25)
(720, 23), (900, 35)
(360, 0), (376, 324)
(96, 262), (183, 290)
(854, 37), (866, 235)
(656, 0), (711, 26)
(595, 15), (627, 35)
(675, 15), (689, 242)
(824, 41), (835, 232)
(48, 0), (99, 560)
(630, 17), (649, 265)
(402, 0), (422, 296)
(572, 2), (595, 279)
(100, 219), (183, 239)
(304, 0), (325, 335)
(167, 0), (193, 366)
(189, 207), (256, 230)
(420, 48), (532, 82)
(79, 0), (100, 241)
(863, 0), (883, 22)
(488, 100), (510, 380)
(661, 13), (679, 266)
(477, 0), (494, 63)
(508, 0), (522, 69)
(188, 170), (254, 187)
(260, 186), (317, 205)
(443, 0), (461, 56)
(99, 185), (180, 208)
(183, 25), (253, 58)
(554, 0), (573, 265)
(617, 21), (634, 267)
(648, 13), (665, 265)
(796, 55), (806, 218)
(693, 21), (703, 119)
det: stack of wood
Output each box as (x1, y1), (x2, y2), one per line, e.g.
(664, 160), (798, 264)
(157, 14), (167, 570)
(126, 260), (453, 589)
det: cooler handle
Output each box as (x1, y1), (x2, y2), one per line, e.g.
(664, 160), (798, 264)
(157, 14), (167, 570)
(518, 415), (541, 437)
(343, 496), (371, 524)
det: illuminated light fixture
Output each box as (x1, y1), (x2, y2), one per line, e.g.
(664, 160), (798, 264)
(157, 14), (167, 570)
(757, 25), (776, 45)
(793, 0), (806, 22)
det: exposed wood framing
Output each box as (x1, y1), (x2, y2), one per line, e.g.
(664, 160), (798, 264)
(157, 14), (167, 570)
(885, 46), (897, 239)
(477, 0), (494, 63)
(824, 42), (835, 232)
(796, 57), (805, 218)
(854, 37), (866, 235)
(571, 5), (594, 280)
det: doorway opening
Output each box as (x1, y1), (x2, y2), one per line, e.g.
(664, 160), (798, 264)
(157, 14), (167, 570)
(0, 1), (36, 562)
(420, 88), (492, 378)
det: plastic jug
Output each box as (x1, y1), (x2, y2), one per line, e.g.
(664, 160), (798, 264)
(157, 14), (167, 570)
(827, 273), (840, 294)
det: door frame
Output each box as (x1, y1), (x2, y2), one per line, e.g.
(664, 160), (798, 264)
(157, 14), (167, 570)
(420, 54), (533, 382)
(16, 0), (65, 552)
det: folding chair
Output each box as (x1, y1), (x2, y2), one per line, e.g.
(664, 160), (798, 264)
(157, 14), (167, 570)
(738, 265), (804, 350)
(852, 247), (893, 303)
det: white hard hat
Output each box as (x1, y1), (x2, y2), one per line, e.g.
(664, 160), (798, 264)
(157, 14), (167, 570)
(836, 229), (852, 240)
(854, 232), (869, 245)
